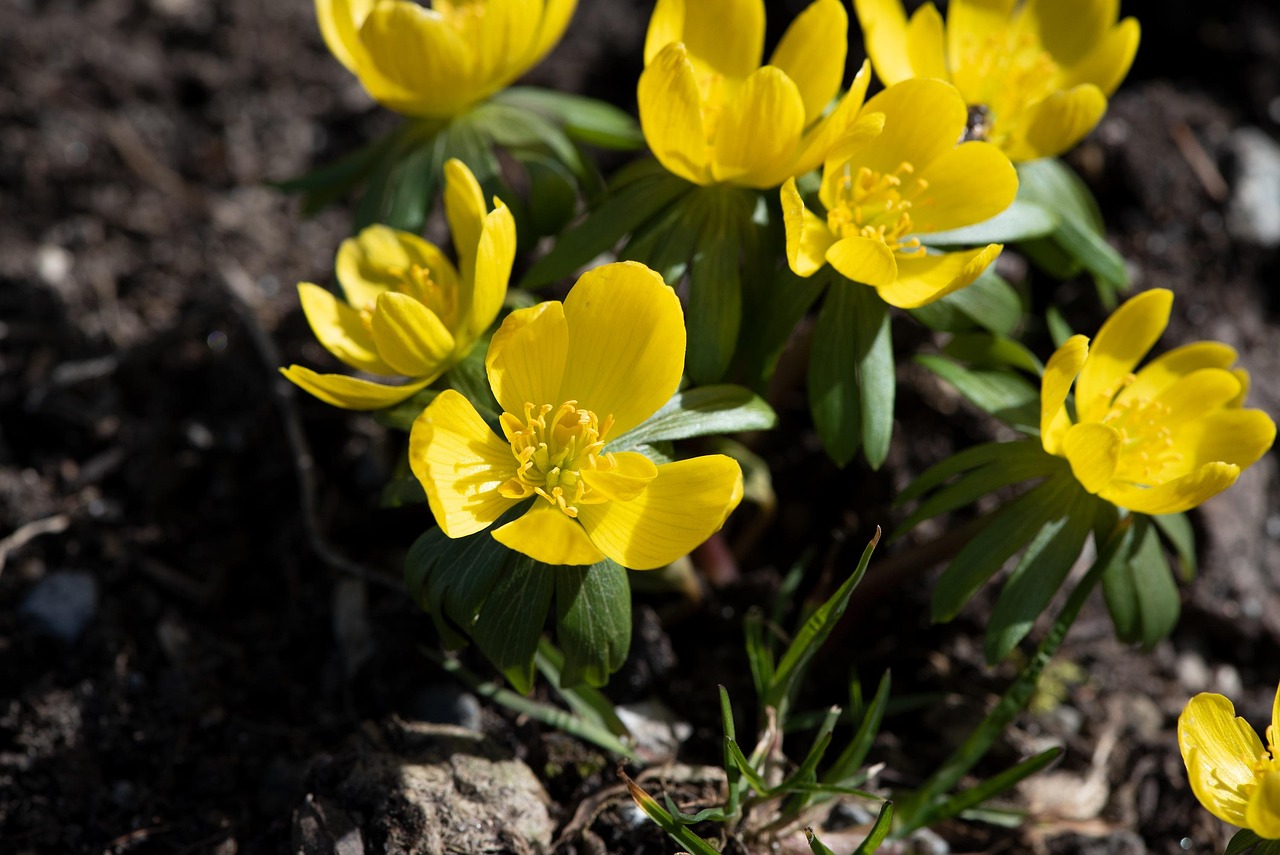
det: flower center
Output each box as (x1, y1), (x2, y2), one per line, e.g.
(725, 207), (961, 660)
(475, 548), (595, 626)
(826, 161), (929, 256)
(1101, 376), (1185, 487)
(954, 31), (1061, 147)
(498, 401), (617, 517)
(361, 264), (459, 333)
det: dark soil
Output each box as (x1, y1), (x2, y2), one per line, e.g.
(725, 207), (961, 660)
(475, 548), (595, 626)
(3, 1), (1279, 853)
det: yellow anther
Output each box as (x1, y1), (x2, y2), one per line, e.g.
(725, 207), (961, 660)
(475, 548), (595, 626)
(500, 400), (616, 517)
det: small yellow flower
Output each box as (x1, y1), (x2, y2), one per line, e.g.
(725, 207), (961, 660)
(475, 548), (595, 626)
(1179, 681), (1280, 838)
(409, 261), (744, 569)
(780, 78), (1017, 309)
(316, 0), (577, 119)
(1041, 289), (1275, 515)
(638, 0), (874, 189)
(282, 159), (515, 410)
(854, 0), (1140, 160)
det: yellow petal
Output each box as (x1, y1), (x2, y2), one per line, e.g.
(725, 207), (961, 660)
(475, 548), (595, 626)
(444, 158), (488, 288)
(856, 78), (969, 179)
(577, 455), (743, 570)
(794, 61), (876, 174)
(465, 199), (517, 343)
(1229, 368), (1251, 409)
(818, 112), (887, 194)
(558, 262), (686, 437)
(357, 2), (476, 118)
(877, 244), (1000, 309)
(486, 301), (569, 416)
(1101, 461), (1239, 515)
(645, 0), (764, 82)
(280, 365), (430, 410)
(782, 178), (837, 277)
(911, 141), (1017, 233)
(1021, 0), (1119, 67)
(904, 2), (948, 80)
(1179, 692), (1268, 828)
(1271, 681), (1280, 756)
(1061, 421), (1120, 495)
(638, 43), (713, 186)
(580, 452), (659, 503)
(335, 225), (459, 314)
(1149, 368), (1244, 427)
(1247, 772), (1280, 839)
(826, 237), (898, 289)
(455, 0), (541, 88)
(853, 0), (914, 85)
(1172, 409), (1276, 473)
(1075, 289), (1172, 423)
(369, 291), (455, 378)
(410, 389), (519, 538)
(315, 0), (376, 75)
(492, 503), (605, 566)
(1002, 84), (1108, 162)
(711, 66), (806, 187)
(1121, 342), (1239, 406)
(297, 282), (390, 374)
(1040, 334), (1090, 456)
(1064, 17), (1140, 97)
(946, 0), (1018, 73)
(769, 0), (848, 125)
(529, 0), (578, 69)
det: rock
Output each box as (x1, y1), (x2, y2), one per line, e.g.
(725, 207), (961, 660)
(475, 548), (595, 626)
(295, 720), (554, 855)
(1226, 127), (1280, 246)
(20, 570), (97, 642)
(403, 684), (482, 731)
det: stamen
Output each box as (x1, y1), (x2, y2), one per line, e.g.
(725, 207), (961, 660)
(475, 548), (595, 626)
(502, 400), (616, 516)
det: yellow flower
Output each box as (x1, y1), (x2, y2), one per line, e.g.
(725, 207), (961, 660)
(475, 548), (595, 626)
(854, 0), (1140, 160)
(780, 78), (1017, 309)
(638, 0), (875, 189)
(316, 0), (577, 119)
(1179, 681), (1280, 838)
(409, 261), (744, 570)
(282, 159), (515, 410)
(1041, 289), (1275, 515)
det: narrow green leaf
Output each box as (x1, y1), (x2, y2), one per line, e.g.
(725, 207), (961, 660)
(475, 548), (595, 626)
(1227, 829), (1264, 855)
(778, 706), (840, 805)
(1017, 158), (1128, 293)
(916, 355), (1040, 432)
(621, 771), (724, 855)
(923, 200), (1058, 246)
(534, 640), (631, 738)
(612, 384), (777, 449)
(374, 387), (440, 432)
(823, 670), (891, 789)
(893, 455), (1064, 538)
(470, 102), (585, 177)
(910, 269), (1023, 336)
(521, 172), (694, 288)
(662, 793), (728, 825)
(805, 828), (839, 855)
(931, 475), (1075, 623)
(687, 233), (743, 383)
(404, 525), (513, 648)
(1045, 306), (1075, 348)
(447, 344), (499, 419)
(743, 608), (776, 703)
(522, 155), (580, 238)
(896, 440), (1028, 504)
(942, 332), (1043, 374)
(1152, 512), (1197, 581)
(850, 284), (894, 469)
(554, 560), (631, 688)
(852, 801), (895, 855)
(741, 266), (828, 386)
(470, 555), (556, 694)
(720, 685), (743, 819)
(809, 283), (863, 466)
(496, 87), (645, 150)
(1130, 518), (1181, 648)
(768, 532), (881, 722)
(985, 487), (1097, 662)
(726, 738), (773, 795)
(927, 747), (1062, 824)
(383, 138), (441, 232)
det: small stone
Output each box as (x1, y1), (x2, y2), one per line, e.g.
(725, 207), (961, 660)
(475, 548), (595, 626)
(20, 571), (98, 642)
(404, 684), (482, 731)
(1176, 650), (1211, 693)
(1226, 127), (1280, 246)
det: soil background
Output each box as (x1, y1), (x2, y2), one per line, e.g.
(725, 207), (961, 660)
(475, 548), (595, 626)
(3, 1), (1280, 853)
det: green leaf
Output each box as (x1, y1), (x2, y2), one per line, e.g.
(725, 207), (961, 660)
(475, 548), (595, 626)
(496, 87), (645, 150)
(447, 341), (499, 419)
(916, 355), (1040, 432)
(535, 640), (632, 739)
(1017, 158), (1128, 294)
(767, 532), (881, 722)
(374, 388), (440, 432)
(1045, 305), (1076, 348)
(932, 475), (1077, 623)
(621, 771), (724, 855)
(741, 266), (828, 386)
(725, 738), (772, 795)
(985, 486), (1097, 662)
(404, 526), (512, 648)
(822, 670), (891, 789)
(923, 200), (1058, 246)
(809, 283), (863, 467)
(850, 284), (894, 469)
(522, 155), (580, 238)
(383, 137), (441, 232)
(1227, 829), (1264, 855)
(942, 332), (1043, 374)
(893, 453), (1064, 538)
(612, 385), (777, 449)
(743, 608), (776, 703)
(687, 230), (743, 384)
(521, 170), (694, 288)
(927, 747), (1062, 825)
(1152, 512), (1197, 581)
(896, 440), (1027, 504)
(1104, 517), (1180, 648)
(805, 828), (839, 855)
(852, 801), (894, 855)
(275, 127), (406, 216)
(554, 560), (631, 688)
(910, 269), (1023, 336)
(470, 555), (556, 694)
(469, 102), (587, 180)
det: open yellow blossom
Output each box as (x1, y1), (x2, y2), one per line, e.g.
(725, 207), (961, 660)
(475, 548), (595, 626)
(1041, 289), (1275, 515)
(781, 78), (1017, 309)
(409, 261), (744, 570)
(638, 0), (876, 189)
(316, 0), (577, 119)
(854, 0), (1140, 160)
(282, 159), (515, 410)
(1179, 681), (1280, 838)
